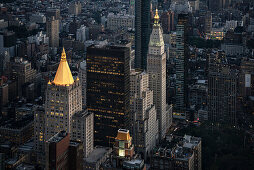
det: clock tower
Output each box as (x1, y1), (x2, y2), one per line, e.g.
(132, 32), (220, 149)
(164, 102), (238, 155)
(147, 9), (168, 139)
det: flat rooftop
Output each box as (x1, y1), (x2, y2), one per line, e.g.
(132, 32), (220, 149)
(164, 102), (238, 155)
(84, 146), (111, 163)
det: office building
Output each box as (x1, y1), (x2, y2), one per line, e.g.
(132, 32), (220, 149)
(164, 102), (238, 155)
(46, 17), (59, 48)
(130, 70), (158, 159)
(147, 10), (169, 139)
(135, 0), (151, 70)
(208, 52), (237, 124)
(87, 45), (130, 146)
(174, 14), (189, 119)
(68, 1), (82, 16)
(45, 48), (82, 140)
(204, 11), (212, 34)
(72, 110), (94, 158)
(46, 8), (60, 20)
(161, 11), (174, 34)
(239, 58), (254, 99)
(107, 13), (135, 31)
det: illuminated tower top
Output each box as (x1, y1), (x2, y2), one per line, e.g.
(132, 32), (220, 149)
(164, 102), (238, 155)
(53, 48), (74, 86)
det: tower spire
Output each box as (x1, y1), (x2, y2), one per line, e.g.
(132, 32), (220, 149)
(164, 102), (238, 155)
(154, 9), (160, 25)
(52, 47), (74, 86)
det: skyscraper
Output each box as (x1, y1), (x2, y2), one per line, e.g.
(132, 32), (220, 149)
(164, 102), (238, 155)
(147, 10), (169, 139)
(36, 49), (94, 164)
(135, 0), (151, 70)
(46, 16), (59, 48)
(208, 52), (237, 125)
(79, 60), (87, 109)
(86, 45), (130, 146)
(45, 48), (81, 141)
(174, 14), (189, 119)
(130, 69), (158, 159)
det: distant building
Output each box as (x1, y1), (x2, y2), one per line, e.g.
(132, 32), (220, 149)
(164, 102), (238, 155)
(46, 8), (60, 20)
(46, 17), (59, 48)
(135, 0), (151, 70)
(30, 13), (46, 24)
(68, 1), (82, 16)
(76, 25), (88, 42)
(174, 14), (189, 119)
(239, 58), (254, 98)
(204, 11), (212, 34)
(160, 11), (174, 33)
(151, 135), (202, 170)
(208, 52), (237, 125)
(86, 45), (130, 146)
(107, 13), (135, 31)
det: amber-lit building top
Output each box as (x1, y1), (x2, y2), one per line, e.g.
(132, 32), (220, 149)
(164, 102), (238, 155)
(86, 45), (130, 146)
(114, 129), (134, 158)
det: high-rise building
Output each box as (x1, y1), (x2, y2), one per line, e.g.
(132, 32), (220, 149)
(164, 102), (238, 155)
(161, 11), (175, 34)
(135, 0), (151, 70)
(72, 110), (94, 158)
(174, 14), (189, 119)
(87, 45), (130, 146)
(79, 60), (87, 109)
(208, 52), (237, 125)
(45, 48), (81, 141)
(147, 10), (169, 139)
(68, 1), (82, 16)
(46, 8), (60, 20)
(204, 11), (212, 34)
(46, 16), (59, 48)
(130, 69), (158, 159)
(239, 58), (254, 98)
(10, 58), (36, 97)
(37, 49), (94, 165)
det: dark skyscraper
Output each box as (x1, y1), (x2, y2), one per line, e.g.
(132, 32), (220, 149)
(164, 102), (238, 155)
(174, 14), (189, 119)
(208, 53), (237, 125)
(135, 0), (151, 70)
(86, 45), (130, 146)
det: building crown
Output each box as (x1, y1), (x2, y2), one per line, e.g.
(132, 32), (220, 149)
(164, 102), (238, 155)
(52, 48), (74, 86)
(154, 9), (160, 25)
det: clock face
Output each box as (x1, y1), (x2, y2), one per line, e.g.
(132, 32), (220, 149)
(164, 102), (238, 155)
(152, 74), (156, 79)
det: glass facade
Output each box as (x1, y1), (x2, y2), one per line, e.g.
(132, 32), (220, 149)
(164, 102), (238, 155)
(87, 45), (130, 146)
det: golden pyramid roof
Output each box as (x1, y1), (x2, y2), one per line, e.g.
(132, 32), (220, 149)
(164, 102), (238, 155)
(52, 48), (74, 86)
(115, 129), (131, 141)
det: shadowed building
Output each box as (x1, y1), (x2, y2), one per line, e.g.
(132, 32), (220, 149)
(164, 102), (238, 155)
(87, 45), (130, 146)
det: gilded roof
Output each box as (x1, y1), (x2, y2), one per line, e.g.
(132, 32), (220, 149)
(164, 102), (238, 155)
(52, 48), (74, 86)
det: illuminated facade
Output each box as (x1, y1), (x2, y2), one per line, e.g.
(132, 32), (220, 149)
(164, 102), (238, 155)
(147, 10), (168, 139)
(114, 129), (134, 158)
(87, 45), (130, 146)
(45, 48), (81, 141)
